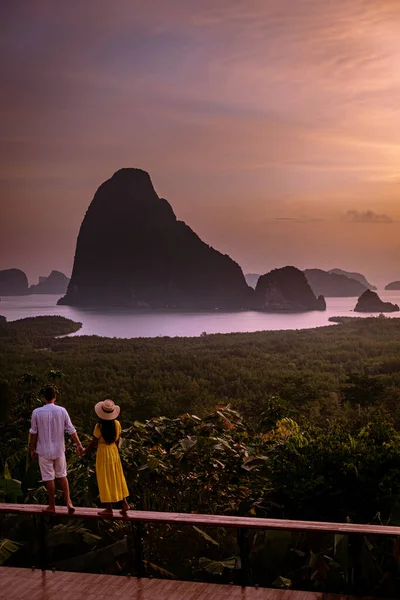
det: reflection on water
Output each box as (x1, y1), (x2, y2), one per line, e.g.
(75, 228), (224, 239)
(1, 292), (400, 338)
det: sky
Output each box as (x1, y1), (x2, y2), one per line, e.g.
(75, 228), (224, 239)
(1, 0), (400, 287)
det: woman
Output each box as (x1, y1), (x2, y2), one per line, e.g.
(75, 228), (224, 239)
(84, 399), (129, 515)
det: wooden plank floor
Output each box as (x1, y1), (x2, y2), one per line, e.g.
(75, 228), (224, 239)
(1, 503), (400, 537)
(0, 568), (381, 600)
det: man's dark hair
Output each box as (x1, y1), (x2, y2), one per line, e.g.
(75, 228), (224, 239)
(43, 386), (56, 402)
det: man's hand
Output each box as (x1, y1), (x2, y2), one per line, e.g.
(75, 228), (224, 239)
(71, 432), (84, 456)
(76, 444), (85, 456)
(30, 448), (37, 461)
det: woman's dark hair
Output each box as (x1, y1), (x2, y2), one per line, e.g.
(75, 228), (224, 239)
(99, 418), (117, 444)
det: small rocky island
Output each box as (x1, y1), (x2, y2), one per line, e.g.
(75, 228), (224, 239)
(255, 266), (326, 311)
(354, 290), (399, 313)
(385, 281), (400, 290)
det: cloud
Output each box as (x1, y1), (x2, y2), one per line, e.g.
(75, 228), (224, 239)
(346, 210), (393, 223)
(273, 216), (324, 223)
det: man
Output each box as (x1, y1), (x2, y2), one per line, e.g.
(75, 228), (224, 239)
(29, 385), (84, 513)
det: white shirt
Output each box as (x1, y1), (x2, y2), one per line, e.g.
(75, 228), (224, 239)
(29, 403), (76, 459)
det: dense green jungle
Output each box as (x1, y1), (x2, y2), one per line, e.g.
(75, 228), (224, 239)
(1, 314), (400, 597)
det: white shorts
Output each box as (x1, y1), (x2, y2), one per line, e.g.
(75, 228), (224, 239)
(38, 455), (67, 481)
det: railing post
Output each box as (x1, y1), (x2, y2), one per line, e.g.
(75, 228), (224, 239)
(133, 521), (144, 578)
(237, 527), (250, 587)
(39, 514), (47, 572)
(349, 533), (364, 593)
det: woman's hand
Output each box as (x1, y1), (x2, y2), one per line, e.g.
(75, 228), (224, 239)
(83, 436), (98, 455)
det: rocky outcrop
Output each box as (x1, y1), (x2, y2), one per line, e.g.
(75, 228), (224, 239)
(29, 271), (70, 294)
(245, 273), (260, 289)
(304, 269), (367, 297)
(385, 281), (400, 290)
(255, 266), (326, 311)
(354, 290), (399, 313)
(0, 269), (29, 295)
(58, 168), (253, 309)
(329, 268), (376, 290)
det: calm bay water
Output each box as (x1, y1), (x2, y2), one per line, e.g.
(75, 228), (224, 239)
(1, 292), (400, 338)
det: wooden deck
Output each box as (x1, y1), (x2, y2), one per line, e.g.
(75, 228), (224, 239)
(0, 568), (379, 600)
(1, 503), (400, 536)
(0, 505), (397, 598)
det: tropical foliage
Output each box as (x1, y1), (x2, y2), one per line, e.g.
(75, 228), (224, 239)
(1, 315), (400, 595)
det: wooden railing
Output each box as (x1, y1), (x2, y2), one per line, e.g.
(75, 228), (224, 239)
(1, 503), (400, 587)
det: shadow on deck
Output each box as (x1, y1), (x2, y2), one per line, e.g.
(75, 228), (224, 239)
(0, 567), (380, 600)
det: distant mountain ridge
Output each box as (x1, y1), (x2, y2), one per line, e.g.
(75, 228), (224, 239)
(329, 268), (376, 290)
(29, 271), (70, 294)
(304, 269), (367, 297)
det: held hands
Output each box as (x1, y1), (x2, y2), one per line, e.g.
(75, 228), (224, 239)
(30, 448), (37, 461)
(76, 443), (85, 456)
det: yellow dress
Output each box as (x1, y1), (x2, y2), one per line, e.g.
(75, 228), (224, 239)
(94, 420), (129, 503)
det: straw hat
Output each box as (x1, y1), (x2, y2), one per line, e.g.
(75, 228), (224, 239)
(94, 399), (120, 420)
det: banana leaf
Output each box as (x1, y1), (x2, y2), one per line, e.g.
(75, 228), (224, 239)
(0, 538), (21, 565)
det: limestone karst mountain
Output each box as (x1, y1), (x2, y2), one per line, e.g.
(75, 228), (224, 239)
(58, 168), (253, 309)
(255, 266), (326, 311)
